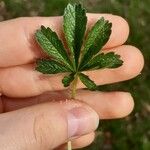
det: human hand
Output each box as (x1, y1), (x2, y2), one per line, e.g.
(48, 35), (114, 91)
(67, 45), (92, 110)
(0, 14), (144, 149)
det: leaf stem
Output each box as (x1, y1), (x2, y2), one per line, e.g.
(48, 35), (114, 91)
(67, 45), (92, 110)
(71, 73), (78, 99)
(67, 141), (72, 150)
(67, 73), (78, 150)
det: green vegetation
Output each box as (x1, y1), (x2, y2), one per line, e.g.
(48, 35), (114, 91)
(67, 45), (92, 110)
(35, 4), (122, 93)
(0, 0), (149, 149)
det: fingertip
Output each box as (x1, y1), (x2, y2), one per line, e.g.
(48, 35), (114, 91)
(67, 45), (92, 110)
(128, 45), (144, 76)
(116, 92), (134, 117)
(97, 91), (134, 119)
(71, 132), (95, 149)
(58, 132), (95, 150)
(87, 13), (130, 48)
(117, 45), (144, 79)
(104, 15), (130, 48)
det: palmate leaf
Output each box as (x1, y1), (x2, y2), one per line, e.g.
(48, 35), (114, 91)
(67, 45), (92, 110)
(64, 3), (87, 68)
(62, 73), (75, 87)
(35, 26), (73, 71)
(36, 59), (71, 74)
(81, 52), (123, 71)
(79, 73), (97, 90)
(79, 17), (112, 70)
(35, 3), (123, 94)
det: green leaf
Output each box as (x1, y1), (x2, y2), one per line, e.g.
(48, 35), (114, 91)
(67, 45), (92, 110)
(79, 17), (112, 69)
(35, 26), (73, 71)
(62, 73), (75, 87)
(82, 52), (123, 71)
(35, 3), (123, 93)
(79, 73), (97, 90)
(36, 59), (71, 74)
(63, 3), (87, 68)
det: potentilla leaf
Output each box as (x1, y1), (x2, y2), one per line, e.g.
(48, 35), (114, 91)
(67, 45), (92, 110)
(79, 73), (97, 90)
(63, 3), (87, 69)
(79, 17), (112, 70)
(35, 3), (123, 98)
(62, 73), (75, 87)
(81, 52), (123, 71)
(35, 26), (73, 71)
(36, 59), (71, 74)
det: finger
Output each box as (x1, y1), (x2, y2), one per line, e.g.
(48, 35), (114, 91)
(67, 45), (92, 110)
(0, 45), (144, 97)
(71, 132), (95, 149)
(87, 13), (129, 49)
(76, 90), (134, 119)
(0, 90), (134, 119)
(0, 14), (129, 67)
(0, 101), (99, 150)
(82, 45), (144, 86)
(58, 132), (95, 150)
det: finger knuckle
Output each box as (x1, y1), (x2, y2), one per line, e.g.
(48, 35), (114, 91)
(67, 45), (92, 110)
(33, 112), (55, 149)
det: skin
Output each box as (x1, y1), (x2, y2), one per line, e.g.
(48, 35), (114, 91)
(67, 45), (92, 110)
(0, 14), (144, 150)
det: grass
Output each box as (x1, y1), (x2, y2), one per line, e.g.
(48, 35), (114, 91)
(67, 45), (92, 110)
(0, 0), (150, 149)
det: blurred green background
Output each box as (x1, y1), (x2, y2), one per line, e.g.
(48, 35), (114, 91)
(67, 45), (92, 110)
(0, 0), (149, 149)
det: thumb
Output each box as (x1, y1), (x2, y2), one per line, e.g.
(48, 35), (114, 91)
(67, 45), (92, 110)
(0, 100), (99, 150)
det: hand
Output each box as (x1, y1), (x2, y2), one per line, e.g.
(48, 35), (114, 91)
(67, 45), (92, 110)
(0, 14), (144, 150)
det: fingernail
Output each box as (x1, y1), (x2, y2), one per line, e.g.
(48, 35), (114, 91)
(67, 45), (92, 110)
(67, 106), (99, 138)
